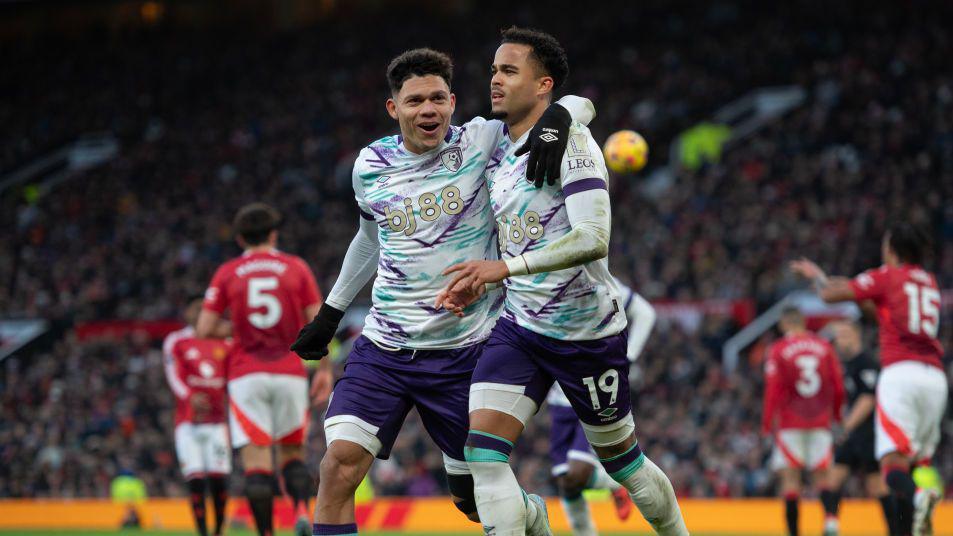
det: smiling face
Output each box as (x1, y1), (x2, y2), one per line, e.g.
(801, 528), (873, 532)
(489, 43), (553, 123)
(386, 74), (455, 154)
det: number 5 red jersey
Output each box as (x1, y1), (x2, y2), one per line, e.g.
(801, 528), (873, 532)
(763, 332), (845, 432)
(203, 249), (322, 379)
(848, 264), (943, 370)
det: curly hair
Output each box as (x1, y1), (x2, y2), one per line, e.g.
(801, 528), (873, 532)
(386, 48), (453, 93)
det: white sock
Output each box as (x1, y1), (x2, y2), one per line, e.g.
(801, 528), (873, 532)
(524, 492), (540, 529)
(468, 460), (526, 535)
(617, 456), (688, 536)
(588, 463), (622, 491)
(561, 495), (597, 536)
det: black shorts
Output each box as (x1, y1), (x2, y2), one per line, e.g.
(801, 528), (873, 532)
(834, 431), (878, 474)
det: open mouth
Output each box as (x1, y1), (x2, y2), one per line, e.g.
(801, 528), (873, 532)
(418, 122), (440, 134)
(491, 91), (504, 102)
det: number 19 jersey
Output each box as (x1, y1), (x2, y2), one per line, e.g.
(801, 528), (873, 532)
(203, 249), (322, 379)
(353, 118), (505, 349)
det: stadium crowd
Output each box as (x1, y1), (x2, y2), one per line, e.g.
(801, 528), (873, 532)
(1, 1), (950, 499)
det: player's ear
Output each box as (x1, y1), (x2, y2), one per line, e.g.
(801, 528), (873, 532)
(449, 93), (456, 114)
(386, 98), (399, 120)
(536, 76), (554, 98)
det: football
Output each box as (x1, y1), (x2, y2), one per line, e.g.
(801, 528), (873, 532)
(603, 130), (649, 174)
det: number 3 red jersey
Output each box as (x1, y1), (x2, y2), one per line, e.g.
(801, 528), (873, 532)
(848, 264), (943, 370)
(763, 332), (845, 432)
(203, 249), (322, 379)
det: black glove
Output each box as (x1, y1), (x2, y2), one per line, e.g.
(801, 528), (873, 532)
(514, 102), (572, 188)
(290, 304), (345, 360)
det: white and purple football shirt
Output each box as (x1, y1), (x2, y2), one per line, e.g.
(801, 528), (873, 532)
(487, 122), (626, 341)
(352, 118), (505, 349)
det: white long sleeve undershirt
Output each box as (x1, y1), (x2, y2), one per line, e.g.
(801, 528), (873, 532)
(555, 95), (596, 127)
(625, 292), (657, 362)
(504, 188), (611, 276)
(324, 217), (379, 310)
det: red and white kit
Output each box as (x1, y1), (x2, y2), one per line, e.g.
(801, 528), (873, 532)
(204, 249), (322, 448)
(163, 326), (231, 478)
(763, 332), (845, 470)
(849, 264), (947, 461)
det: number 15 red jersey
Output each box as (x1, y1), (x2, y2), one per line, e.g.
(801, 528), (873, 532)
(763, 332), (845, 431)
(849, 264), (943, 370)
(203, 249), (322, 379)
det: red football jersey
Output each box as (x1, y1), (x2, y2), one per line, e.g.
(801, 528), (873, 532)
(163, 326), (229, 425)
(203, 249), (321, 379)
(763, 332), (845, 431)
(849, 264), (943, 369)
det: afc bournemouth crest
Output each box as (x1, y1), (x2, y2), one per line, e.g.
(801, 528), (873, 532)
(439, 147), (463, 172)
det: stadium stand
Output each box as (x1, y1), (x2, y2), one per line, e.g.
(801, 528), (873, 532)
(1, 0), (950, 500)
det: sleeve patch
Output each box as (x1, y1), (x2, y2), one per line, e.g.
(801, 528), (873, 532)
(567, 133), (591, 157)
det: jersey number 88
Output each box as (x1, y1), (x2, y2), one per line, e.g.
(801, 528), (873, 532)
(497, 211), (544, 249)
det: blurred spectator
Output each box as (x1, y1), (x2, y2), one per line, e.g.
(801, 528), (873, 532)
(0, 0), (950, 499)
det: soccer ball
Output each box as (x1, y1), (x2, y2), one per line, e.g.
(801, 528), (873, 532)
(603, 130), (648, 174)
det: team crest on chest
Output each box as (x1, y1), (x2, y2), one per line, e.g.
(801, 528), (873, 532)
(439, 147), (463, 172)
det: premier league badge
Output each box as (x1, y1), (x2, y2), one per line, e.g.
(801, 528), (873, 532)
(439, 147), (463, 172)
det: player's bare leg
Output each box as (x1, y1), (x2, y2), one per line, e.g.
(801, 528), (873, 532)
(777, 467), (801, 536)
(241, 445), (276, 536)
(315, 439), (374, 534)
(278, 444), (314, 536)
(591, 433), (687, 535)
(466, 409), (551, 536)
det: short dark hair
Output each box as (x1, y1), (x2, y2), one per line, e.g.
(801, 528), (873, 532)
(386, 48), (453, 93)
(233, 203), (282, 246)
(500, 26), (569, 90)
(886, 222), (930, 265)
(779, 306), (804, 327)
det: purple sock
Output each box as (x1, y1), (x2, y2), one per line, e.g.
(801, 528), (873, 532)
(313, 523), (358, 535)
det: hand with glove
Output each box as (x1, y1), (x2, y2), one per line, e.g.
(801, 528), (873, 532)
(290, 304), (345, 360)
(514, 102), (572, 188)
